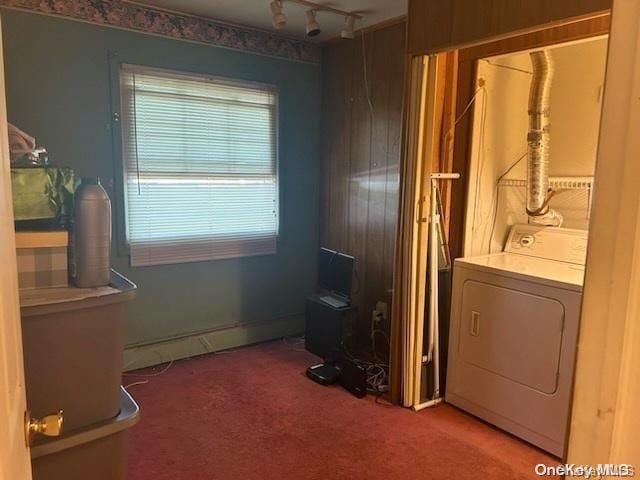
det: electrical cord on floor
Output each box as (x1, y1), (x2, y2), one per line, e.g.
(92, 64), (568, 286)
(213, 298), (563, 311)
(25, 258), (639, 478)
(123, 359), (174, 378)
(342, 345), (390, 395)
(365, 363), (389, 393)
(124, 380), (149, 390)
(122, 356), (174, 392)
(122, 352), (175, 393)
(338, 308), (392, 395)
(122, 343), (243, 392)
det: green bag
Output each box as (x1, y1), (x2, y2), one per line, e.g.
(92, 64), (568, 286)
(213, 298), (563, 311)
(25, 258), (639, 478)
(11, 167), (76, 226)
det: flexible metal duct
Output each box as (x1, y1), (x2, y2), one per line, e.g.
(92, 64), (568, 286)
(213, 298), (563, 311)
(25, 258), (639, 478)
(526, 50), (562, 226)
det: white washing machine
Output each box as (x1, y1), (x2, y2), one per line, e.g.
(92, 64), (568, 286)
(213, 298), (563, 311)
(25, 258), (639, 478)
(445, 224), (588, 457)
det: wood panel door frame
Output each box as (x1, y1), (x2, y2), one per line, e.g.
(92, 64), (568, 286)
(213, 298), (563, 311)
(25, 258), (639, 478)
(407, 0), (611, 56)
(568, 0), (640, 463)
(0, 15), (33, 480)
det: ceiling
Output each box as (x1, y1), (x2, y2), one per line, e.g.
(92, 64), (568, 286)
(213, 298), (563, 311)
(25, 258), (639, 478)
(130, 0), (407, 42)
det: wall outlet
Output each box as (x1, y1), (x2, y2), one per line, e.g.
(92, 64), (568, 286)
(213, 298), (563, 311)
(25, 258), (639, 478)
(374, 301), (388, 322)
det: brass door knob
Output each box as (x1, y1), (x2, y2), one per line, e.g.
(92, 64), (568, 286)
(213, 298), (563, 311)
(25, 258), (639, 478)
(25, 410), (64, 445)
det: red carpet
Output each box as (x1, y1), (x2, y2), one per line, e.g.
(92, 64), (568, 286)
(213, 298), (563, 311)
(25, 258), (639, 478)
(124, 340), (554, 480)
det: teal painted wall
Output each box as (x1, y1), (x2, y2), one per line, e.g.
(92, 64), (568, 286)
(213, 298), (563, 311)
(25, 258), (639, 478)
(2, 9), (321, 348)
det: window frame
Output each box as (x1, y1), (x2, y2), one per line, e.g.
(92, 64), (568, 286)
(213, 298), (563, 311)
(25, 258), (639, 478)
(108, 55), (282, 265)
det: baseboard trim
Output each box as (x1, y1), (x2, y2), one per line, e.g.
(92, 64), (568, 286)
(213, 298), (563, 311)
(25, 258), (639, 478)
(123, 315), (305, 371)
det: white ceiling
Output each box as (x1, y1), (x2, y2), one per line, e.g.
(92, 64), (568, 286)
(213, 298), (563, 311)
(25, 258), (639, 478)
(130, 0), (407, 42)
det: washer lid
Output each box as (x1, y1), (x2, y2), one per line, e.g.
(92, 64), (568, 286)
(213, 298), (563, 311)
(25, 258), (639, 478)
(455, 253), (585, 291)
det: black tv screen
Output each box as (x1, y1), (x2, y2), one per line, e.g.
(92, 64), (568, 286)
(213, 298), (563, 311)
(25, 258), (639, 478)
(318, 248), (354, 298)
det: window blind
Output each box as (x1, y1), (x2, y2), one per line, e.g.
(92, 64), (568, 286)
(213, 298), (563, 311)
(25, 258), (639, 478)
(119, 65), (279, 267)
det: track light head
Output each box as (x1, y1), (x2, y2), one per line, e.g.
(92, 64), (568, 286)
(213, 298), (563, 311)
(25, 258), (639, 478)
(305, 9), (321, 37)
(341, 15), (356, 39)
(270, 0), (287, 30)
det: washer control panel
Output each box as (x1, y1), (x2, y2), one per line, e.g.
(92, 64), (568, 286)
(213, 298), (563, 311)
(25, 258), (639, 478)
(504, 224), (589, 265)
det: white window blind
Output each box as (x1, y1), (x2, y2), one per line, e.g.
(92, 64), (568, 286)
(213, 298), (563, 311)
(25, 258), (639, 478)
(119, 65), (279, 267)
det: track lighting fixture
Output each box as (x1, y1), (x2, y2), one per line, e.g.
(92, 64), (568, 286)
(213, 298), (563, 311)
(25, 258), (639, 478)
(341, 15), (355, 40)
(305, 9), (321, 37)
(268, 0), (362, 39)
(270, 0), (287, 30)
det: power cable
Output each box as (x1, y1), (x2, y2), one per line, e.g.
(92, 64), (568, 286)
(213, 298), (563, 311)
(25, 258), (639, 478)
(487, 152), (528, 252)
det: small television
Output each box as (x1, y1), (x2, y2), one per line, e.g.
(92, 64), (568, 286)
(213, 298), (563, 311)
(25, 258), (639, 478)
(318, 248), (355, 299)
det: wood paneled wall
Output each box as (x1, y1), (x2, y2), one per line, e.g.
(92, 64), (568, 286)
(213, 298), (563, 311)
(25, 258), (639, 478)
(320, 21), (406, 343)
(408, 0), (611, 55)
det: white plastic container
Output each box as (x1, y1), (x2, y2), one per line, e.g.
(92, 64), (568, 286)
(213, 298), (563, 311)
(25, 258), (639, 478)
(31, 388), (140, 480)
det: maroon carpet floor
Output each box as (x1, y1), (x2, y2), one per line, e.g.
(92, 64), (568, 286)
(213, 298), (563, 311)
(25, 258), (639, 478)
(124, 340), (555, 480)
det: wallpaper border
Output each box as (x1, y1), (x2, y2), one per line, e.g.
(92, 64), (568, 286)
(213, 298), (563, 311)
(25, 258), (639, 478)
(0, 0), (321, 64)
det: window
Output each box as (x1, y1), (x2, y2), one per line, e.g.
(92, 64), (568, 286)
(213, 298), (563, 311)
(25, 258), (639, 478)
(119, 65), (279, 267)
